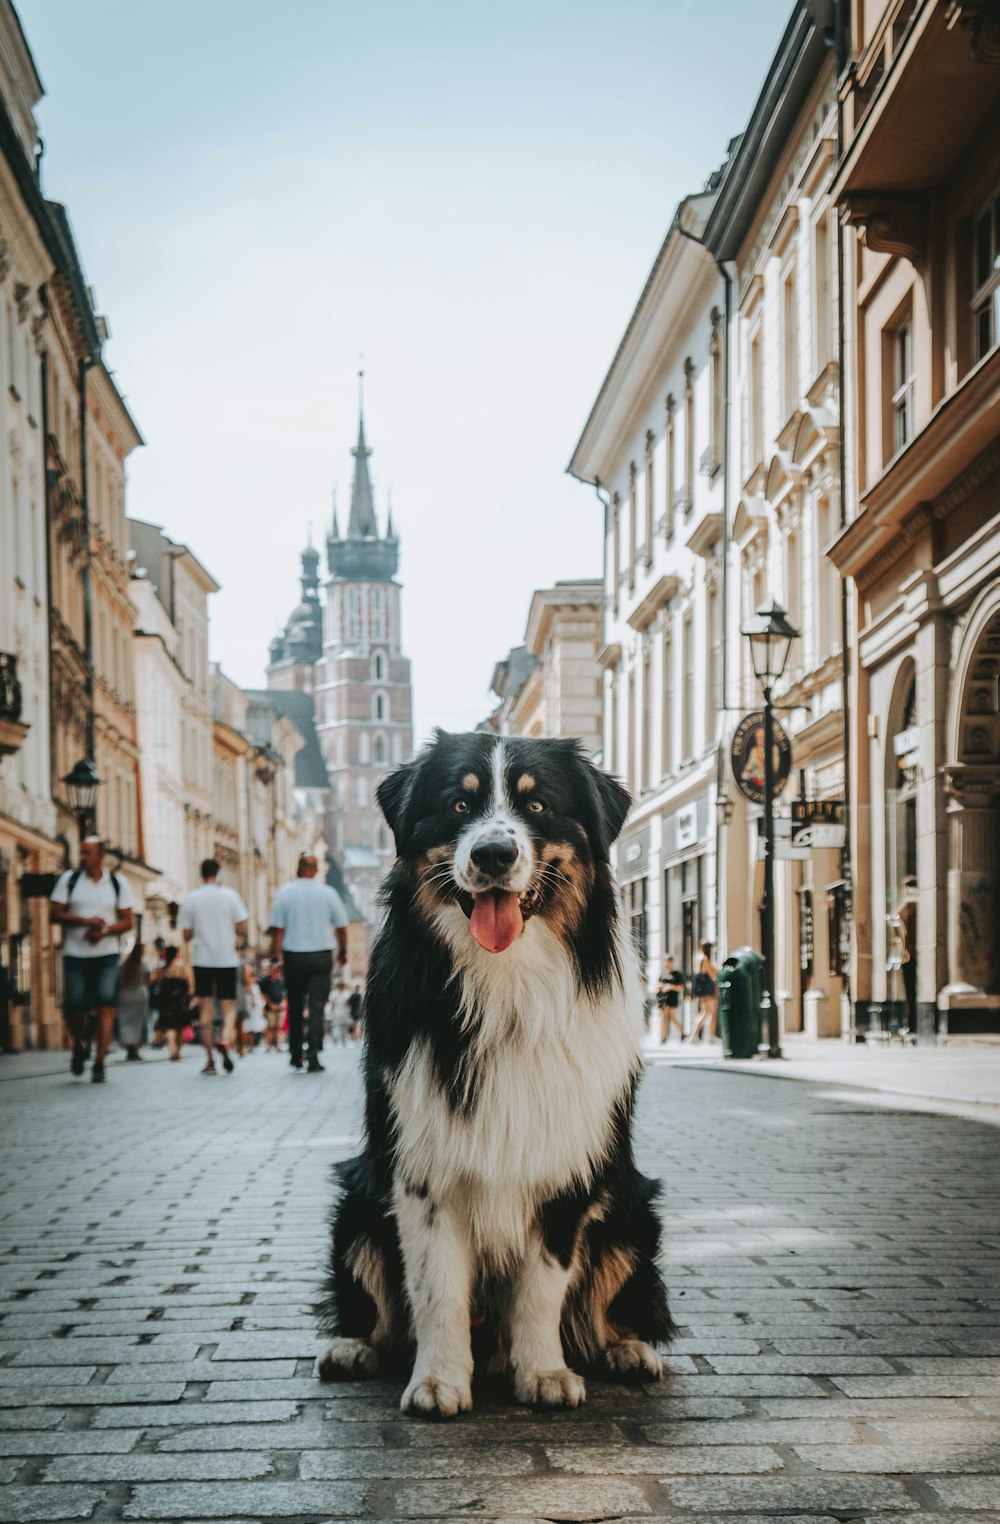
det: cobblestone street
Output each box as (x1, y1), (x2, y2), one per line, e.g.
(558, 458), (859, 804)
(1, 1043), (999, 1522)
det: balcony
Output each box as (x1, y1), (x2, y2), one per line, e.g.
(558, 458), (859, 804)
(673, 485), (693, 517)
(0, 653), (29, 759)
(699, 446), (722, 480)
(836, 0), (1000, 212)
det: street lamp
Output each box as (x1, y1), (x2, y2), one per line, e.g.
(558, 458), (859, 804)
(62, 758), (102, 840)
(741, 600), (799, 1059)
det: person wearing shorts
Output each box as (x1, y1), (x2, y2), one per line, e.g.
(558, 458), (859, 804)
(50, 836), (134, 1083)
(177, 859), (248, 1076)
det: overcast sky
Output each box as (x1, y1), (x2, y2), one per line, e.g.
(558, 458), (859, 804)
(19, 0), (792, 743)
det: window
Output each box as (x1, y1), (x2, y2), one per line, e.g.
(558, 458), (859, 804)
(661, 624), (673, 779)
(626, 669), (636, 794)
(372, 651), (385, 681)
(891, 319), (915, 454)
(782, 268), (798, 418)
(640, 639), (652, 793)
(374, 733), (386, 764)
(682, 358), (695, 515)
(346, 587), (359, 641)
(608, 669), (619, 774)
(374, 690), (387, 722)
(644, 433), (654, 569)
(814, 213), (832, 369)
(681, 612), (694, 761)
(972, 189), (1000, 361)
(785, 526), (802, 666)
(357, 775), (367, 809)
(611, 493), (621, 614)
(816, 495), (840, 659)
(708, 309), (723, 478)
(706, 580), (721, 746)
(628, 463), (637, 588)
(377, 824), (389, 852)
(748, 331), (763, 474)
(372, 586), (387, 640)
(359, 731), (370, 765)
(665, 395), (675, 540)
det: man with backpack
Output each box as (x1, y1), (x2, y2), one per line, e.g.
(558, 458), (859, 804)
(50, 837), (134, 1083)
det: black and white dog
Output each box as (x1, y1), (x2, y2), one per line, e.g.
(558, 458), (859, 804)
(317, 730), (672, 1417)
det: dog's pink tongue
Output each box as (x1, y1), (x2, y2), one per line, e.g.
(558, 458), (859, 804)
(469, 890), (523, 953)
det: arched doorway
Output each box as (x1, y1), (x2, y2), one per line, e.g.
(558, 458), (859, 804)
(885, 662), (919, 1033)
(941, 594), (1000, 1028)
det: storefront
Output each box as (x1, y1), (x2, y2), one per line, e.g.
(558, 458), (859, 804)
(661, 793), (713, 984)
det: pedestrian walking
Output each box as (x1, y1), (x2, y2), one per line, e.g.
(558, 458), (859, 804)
(150, 946), (193, 1061)
(688, 940), (719, 1044)
(49, 836), (134, 1083)
(655, 955), (686, 1043)
(177, 859), (248, 1076)
(235, 961), (264, 1056)
(268, 854), (348, 1073)
(258, 960), (286, 1051)
(329, 982), (353, 1046)
(348, 981), (364, 1041)
(117, 942), (150, 1060)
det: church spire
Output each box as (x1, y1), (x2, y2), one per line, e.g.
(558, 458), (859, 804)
(347, 370), (378, 539)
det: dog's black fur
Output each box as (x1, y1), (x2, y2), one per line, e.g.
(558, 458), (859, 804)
(316, 730), (673, 1415)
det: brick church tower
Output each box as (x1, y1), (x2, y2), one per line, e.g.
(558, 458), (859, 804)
(314, 390), (414, 923)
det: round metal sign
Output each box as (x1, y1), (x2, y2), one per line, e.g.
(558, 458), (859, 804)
(730, 710), (792, 806)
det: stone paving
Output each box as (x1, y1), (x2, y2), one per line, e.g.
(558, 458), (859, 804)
(1, 1040), (999, 1522)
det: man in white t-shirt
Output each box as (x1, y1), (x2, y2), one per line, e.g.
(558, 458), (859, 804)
(50, 837), (135, 1083)
(177, 859), (248, 1076)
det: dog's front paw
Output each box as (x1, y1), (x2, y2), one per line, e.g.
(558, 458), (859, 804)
(402, 1373), (473, 1419)
(604, 1338), (663, 1383)
(316, 1337), (378, 1382)
(513, 1365), (586, 1408)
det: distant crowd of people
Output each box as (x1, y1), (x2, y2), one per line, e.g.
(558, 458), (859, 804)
(650, 941), (719, 1045)
(48, 839), (361, 1082)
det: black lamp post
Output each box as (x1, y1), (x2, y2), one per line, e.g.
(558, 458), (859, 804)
(62, 758), (102, 841)
(741, 600), (799, 1059)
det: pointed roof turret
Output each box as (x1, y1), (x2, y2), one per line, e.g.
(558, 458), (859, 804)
(347, 372), (378, 539)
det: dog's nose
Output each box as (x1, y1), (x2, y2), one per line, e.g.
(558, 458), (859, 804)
(470, 838), (518, 877)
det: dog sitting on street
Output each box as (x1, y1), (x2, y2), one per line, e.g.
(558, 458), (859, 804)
(316, 730), (673, 1417)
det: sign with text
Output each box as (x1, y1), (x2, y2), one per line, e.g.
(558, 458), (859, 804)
(791, 799), (846, 851)
(730, 710), (792, 806)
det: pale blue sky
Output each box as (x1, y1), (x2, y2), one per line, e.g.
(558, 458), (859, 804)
(19, 0), (792, 740)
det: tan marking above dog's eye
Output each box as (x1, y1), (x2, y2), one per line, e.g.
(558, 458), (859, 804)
(461, 772), (480, 793)
(516, 773), (537, 794)
(452, 798), (470, 815)
(526, 798), (546, 814)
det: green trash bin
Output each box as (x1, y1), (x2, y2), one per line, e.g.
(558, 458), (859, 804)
(717, 947), (765, 1059)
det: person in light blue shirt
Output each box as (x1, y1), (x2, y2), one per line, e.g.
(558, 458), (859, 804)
(269, 855), (349, 1072)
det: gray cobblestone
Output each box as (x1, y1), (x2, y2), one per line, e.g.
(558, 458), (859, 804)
(43, 1451), (275, 1481)
(3, 1050), (999, 1520)
(121, 1482), (367, 1518)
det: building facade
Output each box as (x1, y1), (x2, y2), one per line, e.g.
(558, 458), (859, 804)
(0, 0), (60, 1047)
(570, 187), (727, 988)
(489, 582), (603, 752)
(831, 0), (1000, 1038)
(129, 520), (220, 940)
(704, 3), (845, 1037)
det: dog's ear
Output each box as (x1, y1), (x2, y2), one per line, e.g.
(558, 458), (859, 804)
(583, 759), (632, 854)
(377, 761), (417, 849)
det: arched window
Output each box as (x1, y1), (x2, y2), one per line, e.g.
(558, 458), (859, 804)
(374, 733), (387, 764)
(374, 690), (388, 722)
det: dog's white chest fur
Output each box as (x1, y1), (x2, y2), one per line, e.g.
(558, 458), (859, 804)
(387, 913), (642, 1259)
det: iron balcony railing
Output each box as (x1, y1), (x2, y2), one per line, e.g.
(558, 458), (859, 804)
(0, 653), (22, 723)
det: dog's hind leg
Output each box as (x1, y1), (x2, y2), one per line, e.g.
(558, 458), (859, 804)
(317, 1164), (406, 1383)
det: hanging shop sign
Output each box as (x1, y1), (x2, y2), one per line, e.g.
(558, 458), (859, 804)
(790, 798), (846, 850)
(730, 710), (792, 806)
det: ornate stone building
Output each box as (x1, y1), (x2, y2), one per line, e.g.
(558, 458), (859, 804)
(268, 397), (414, 930)
(830, 0), (1000, 1038)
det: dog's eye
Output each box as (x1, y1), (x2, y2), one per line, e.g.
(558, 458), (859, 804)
(452, 798), (470, 815)
(526, 798), (546, 815)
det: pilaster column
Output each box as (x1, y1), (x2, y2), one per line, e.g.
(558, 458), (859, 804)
(941, 763), (1000, 998)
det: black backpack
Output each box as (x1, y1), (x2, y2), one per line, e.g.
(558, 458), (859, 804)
(66, 867), (122, 909)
